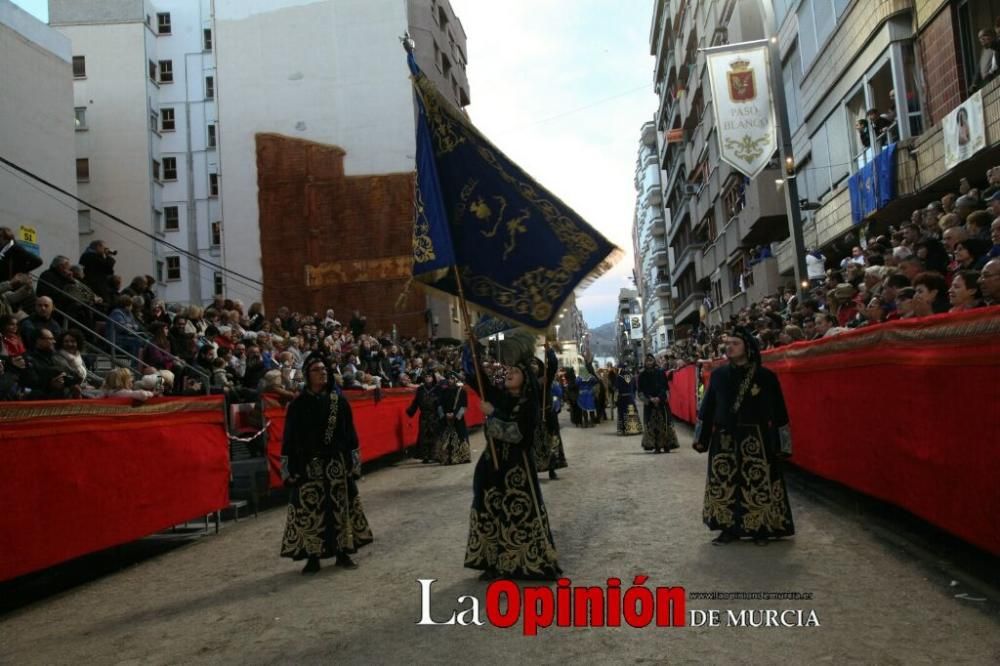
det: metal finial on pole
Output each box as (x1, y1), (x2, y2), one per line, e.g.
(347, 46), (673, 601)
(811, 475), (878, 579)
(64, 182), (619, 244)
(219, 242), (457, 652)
(400, 32), (415, 54)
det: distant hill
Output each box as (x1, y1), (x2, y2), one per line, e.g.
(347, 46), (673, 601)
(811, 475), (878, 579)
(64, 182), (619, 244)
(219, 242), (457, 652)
(587, 321), (617, 357)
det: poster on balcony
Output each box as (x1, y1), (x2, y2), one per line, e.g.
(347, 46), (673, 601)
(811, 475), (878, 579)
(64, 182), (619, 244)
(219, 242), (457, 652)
(942, 90), (985, 171)
(706, 44), (777, 180)
(628, 315), (643, 341)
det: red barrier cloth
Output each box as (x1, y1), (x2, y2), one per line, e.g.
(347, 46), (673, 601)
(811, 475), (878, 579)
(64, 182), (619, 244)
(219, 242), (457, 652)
(668, 365), (699, 424)
(266, 385), (486, 489)
(760, 308), (1000, 555)
(0, 396), (229, 582)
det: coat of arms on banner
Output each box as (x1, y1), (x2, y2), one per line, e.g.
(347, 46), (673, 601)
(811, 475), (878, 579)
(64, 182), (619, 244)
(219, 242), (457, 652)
(727, 58), (755, 102)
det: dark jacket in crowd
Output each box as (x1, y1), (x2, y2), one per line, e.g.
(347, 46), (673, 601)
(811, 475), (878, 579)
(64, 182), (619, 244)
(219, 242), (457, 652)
(79, 248), (116, 305)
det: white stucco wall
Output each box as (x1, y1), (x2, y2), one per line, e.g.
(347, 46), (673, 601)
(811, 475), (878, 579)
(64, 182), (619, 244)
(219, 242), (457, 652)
(0, 0), (78, 270)
(214, 0), (417, 299)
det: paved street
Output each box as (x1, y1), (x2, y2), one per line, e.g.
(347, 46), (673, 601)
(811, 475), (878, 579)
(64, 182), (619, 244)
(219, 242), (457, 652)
(2, 417), (998, 664)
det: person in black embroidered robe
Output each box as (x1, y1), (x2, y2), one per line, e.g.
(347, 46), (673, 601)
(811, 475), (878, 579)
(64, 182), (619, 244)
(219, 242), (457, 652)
(638, 354), (679, 453)
(280, 355), (373, 573)
(406, 371), (443, 463)
(465, 358), (561, 581)
(693, 328), (795, 546)
(614, 364), (643, 436)
(530, 344), (567, 479)
(436, 372), (471, 465)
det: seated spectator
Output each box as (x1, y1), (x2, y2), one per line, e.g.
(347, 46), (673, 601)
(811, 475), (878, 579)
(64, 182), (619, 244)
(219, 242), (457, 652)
(954, 238), (991, 271)
(937, 213), (962, 234)
(777, 325), (805, 346)
(107, 295), (145, 359)
(882, 273), (911, 319)
(36, 256), (80, 324)
(102, 367), (154, 402)
(954, 195), (980, 223)
(22, 328), (77, 399)
(149, 299), (171, 326)
(912, 271), (950, 315)
(136, 367), (174, 394)
(54, 329), (101, 389)
(1, 313), (27, 358)
(140, 322), (175, 372)
(858, 296), (887, 326)
(209, 357), (234, 391)
(914, 239), (950, 274)
(966, 210), (992, 242)
(19, 296), (62, 349)
(121, 276), (148, 300)
(948, 270), (983, 312)
(0, 272), (33, 319)
(893, 287), (916, 319)
(830, 284), (860, 326)
(898, 256), (925, 282)
(989, 190), (1000, 218)
(980, 259), (1000, 305)
(815, 313), (848, 338)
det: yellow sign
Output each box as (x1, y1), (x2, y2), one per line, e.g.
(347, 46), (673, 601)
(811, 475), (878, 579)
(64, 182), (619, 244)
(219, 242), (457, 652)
(18, 226), (37, 244)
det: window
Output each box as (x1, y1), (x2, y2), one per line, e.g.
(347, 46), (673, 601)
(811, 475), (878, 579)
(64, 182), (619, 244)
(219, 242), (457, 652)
(163, 157), (177, 180)
(164, 205), (179, 231)
(78, 209), (92, 234)
(152, 159), (161, 182)
(74, 107), (87, 130)
(161, 107), (175, 132)
(205, 76), (214, 99)
(76, 158), (90, 182)
(211, 221), (222, 246)
(157, 12), (171, 34)
(213, 271), (224, 296)
(209, 173), (219, 196)
(782, 45), (803, 132)
(207, 123), (216, 148)
(797, 0), (843, 73)
(166, 256), (181, 281)
(433, 41), (441, 72)
(72, 56), (86, 78)
(203, 28), (213, 51)
(156, 260), (164, 283)
(159, 60), (173, 84)
(154, 209), (162, 234)
(956, 0), (1000, 92)
(148, 59), (157, 81)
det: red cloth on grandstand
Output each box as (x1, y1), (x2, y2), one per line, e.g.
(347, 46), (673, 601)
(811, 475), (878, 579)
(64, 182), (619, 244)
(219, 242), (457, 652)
(0, 396), (230, 581)
(667, 364), (699, 424)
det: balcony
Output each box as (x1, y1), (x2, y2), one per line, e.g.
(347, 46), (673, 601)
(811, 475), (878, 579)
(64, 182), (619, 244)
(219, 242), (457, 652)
(652, 244), (669, 267)
(670, 241), (703, 282)
(674, 289), (706, 325)
(650, 213), (666, 236)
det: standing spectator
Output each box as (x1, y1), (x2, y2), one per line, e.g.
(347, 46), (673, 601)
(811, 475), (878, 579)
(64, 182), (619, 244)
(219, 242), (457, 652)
(972, 27), (998, 91)
(1, 273), (33, 319)
(0, 227), (43, 281)
(78, 240), (117, 306)
(349, 310), (366, 338)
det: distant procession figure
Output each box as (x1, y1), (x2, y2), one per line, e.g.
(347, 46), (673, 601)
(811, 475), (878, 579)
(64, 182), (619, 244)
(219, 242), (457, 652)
(465, 344), (561, 581)
(280, 355), (373, 574)
(693, 328), (795, 546)
(531, 344), (567, 479)
(436, 372), (471, 465)
(638, 354), (679, 453)
(407, 371), (443, 463)
(575, 358), (599, 428)
(563, 367), (581, 426)
(614, 363), (643, 436)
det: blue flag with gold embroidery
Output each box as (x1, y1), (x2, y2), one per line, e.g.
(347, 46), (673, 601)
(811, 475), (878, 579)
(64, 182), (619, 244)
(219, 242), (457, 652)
(408, 53), (620, 331)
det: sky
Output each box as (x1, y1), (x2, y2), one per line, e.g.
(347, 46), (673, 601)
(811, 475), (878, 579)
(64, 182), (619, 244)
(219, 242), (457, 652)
(11, 0), (657, 328)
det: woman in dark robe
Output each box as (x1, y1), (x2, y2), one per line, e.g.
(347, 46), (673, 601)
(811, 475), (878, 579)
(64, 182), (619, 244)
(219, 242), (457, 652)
(614, 364), (643, 436)
(436, 372), (471, 465)
(406, 371), (444, 463)
(693, 328), (795, 546)
(281, 355), (373, 573)
(562, 366), (581, 427)
(638, 354), (679, 453)
(465, 349), (561, 581)
(530, 344), (567, 479)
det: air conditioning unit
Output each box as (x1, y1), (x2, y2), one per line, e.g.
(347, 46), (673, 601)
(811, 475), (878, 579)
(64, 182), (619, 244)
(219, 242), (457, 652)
(683, 184), (698, 196)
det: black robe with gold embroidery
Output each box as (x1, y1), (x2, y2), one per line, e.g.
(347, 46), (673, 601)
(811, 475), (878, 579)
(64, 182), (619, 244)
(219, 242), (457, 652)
(465, 381), (561, 579)
(695, 363), (795, 538)
(280, 389), (373, 560)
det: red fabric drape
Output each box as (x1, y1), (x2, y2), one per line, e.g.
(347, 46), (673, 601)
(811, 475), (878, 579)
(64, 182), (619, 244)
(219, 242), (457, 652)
(0, 396), (230, 582)
(266, 385), (485, 489)
(668, 365), (699, 424)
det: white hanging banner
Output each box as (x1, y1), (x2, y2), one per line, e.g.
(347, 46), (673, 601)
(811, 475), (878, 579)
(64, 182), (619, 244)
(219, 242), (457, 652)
(706, 44), (777, 179)
(629, 315), (643, 341)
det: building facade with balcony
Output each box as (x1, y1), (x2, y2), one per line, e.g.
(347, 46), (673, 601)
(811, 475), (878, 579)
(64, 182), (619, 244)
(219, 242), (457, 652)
(616, 287), (642, 365)
(50, 0), (223, 305)
(650, 0), (792, 337)
(632, 120), (674, 354)
(772, 0), (1000, 275)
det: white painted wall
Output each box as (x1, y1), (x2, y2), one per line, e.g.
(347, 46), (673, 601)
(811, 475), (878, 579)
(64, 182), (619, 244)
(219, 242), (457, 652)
(215, 0), (417, 300)
(0, 0), (78, 269)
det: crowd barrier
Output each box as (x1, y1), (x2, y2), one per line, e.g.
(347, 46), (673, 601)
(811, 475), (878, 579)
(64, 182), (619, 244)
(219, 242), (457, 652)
(669, 307), (1000, 556)
(0, 385), (485, 581)
(0, 396), (230, 582)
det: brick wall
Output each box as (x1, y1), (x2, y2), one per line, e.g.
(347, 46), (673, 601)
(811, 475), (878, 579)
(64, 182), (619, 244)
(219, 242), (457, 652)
(917, 5), (966, 125)
(255, 133), (429, 338)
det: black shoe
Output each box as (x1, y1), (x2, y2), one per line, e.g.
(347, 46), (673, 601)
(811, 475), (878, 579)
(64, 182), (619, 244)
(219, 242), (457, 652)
(712, 532), (737, 546)
(478, 568), (500, 581)
(548, 469), (558, 480)
(302, 557), (321, 574)
(335, 554), (359, 569)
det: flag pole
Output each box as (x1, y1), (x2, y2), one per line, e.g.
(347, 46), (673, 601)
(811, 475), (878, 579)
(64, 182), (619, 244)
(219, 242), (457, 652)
(453, 266), (500, 471)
